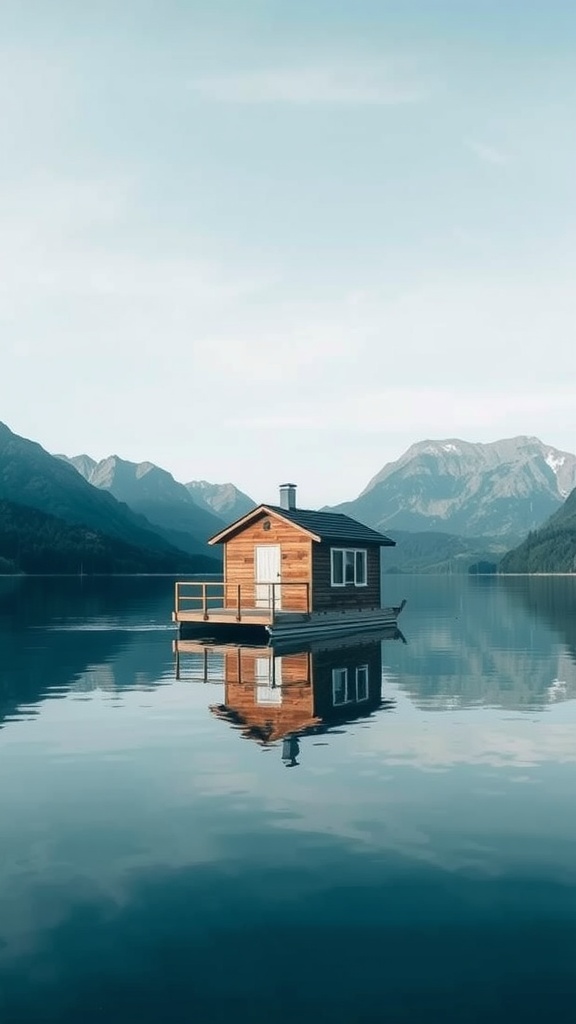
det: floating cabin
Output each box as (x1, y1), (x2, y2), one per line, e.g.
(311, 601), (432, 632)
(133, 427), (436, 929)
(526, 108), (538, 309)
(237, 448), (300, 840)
(173, 629), (401, 761)
(173, 484), (405, 640)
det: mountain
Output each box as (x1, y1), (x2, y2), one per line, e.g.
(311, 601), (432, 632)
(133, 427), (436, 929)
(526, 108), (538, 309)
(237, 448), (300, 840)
(0, 422), (216, 572)
(59, 454), (224, 558)
(56, 453), (97, 481)
(0, 499), (202, 574)
(331, 437), (576, 542)
(185, 480), (256, 523)
(499, 487), (576, 573)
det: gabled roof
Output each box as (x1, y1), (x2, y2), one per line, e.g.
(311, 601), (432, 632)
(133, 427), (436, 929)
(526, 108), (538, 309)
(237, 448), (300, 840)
(266, 505), (395, 545)
(208, 503), (395, 547)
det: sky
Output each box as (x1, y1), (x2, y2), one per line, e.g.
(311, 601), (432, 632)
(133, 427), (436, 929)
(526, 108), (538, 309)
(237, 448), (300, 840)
(1, 0), (576, 507)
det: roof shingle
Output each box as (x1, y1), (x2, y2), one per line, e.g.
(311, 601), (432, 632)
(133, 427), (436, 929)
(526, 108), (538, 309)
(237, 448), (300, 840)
(264, 505), (395, 546)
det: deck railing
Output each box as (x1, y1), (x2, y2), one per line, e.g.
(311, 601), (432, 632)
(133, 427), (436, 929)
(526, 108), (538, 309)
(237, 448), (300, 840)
(173, 641), (313, 686)
(174, 580), (311, 622)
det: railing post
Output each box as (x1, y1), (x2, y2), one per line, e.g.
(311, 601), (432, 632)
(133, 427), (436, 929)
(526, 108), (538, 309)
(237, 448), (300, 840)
(175, 581), (179, 616)
(236, 584), (241, 621)
(202, 583), (208, 620)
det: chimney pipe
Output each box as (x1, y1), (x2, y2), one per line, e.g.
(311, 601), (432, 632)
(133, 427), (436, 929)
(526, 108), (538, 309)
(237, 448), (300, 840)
(279, 483), (297, 510)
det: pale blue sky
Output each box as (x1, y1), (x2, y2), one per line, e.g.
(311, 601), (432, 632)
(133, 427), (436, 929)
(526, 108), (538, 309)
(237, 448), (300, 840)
(1, 1), (575, 505)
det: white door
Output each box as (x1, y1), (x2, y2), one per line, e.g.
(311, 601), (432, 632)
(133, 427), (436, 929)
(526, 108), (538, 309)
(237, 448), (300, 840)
(255, 656), (283, 704)
(255, 545), (281, 609)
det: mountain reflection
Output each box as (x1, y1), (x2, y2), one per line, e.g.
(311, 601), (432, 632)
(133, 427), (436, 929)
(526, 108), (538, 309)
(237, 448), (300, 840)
(174, 629), (402, 761)
(388, 575), (576, 711)
(0, 576), (174, 727)
(2, 575), (576, 734)
(501, 574), (576, 664)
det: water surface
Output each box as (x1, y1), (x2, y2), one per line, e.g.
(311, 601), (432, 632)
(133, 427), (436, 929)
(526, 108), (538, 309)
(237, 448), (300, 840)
(1, 574), (575, 1023)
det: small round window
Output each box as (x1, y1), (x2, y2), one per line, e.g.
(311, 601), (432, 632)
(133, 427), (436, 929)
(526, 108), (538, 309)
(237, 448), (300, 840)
(262, 519), (271, 531)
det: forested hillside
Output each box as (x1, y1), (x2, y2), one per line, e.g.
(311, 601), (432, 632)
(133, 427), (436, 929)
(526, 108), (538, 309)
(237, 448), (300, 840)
(500, 488), (576, 573)
(0, 500), (207, 575)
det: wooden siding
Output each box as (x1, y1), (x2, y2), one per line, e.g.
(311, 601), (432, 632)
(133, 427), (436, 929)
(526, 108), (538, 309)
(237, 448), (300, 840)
(224, 649), (311, 686)
(311, 542), (381, 612)
(224, 512), (312, 612)
(213, 649), (316, 743)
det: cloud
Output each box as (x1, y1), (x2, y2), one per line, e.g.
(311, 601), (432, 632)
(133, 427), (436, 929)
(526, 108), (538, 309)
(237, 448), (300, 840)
(190, 66), (427, 106)
(360, 685), (576, 770)
(0, 177), (271, 309)
(225, 386), (576, 434)
(466, 139), (509, 165)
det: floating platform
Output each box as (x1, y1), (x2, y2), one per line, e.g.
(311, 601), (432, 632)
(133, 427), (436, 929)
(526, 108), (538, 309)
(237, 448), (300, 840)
(174, 602), (406, 643)
(174, 623), (406, 661)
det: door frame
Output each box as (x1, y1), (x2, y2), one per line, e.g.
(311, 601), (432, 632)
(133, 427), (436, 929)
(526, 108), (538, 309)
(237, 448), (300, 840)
(254, 544), (282, 609)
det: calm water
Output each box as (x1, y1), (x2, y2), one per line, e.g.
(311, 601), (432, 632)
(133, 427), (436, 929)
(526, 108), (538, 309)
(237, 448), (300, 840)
(1, 574), (576, 1023)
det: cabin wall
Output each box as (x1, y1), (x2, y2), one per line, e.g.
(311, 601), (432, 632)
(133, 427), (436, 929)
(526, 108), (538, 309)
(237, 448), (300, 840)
(223, 514), (312, 612)
(311, 543), (381, 611)
(312, 641), (383, 720)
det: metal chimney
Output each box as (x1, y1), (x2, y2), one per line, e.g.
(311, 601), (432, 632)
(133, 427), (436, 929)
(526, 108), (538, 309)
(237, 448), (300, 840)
(279, 483), (297, 510)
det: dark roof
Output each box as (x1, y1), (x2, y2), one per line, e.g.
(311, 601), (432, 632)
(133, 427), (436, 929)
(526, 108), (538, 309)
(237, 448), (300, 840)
(264, 505), (395, 546)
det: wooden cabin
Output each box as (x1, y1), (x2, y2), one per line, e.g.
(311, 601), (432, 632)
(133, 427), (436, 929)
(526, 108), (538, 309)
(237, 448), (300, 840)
(173, 484), (404, 639)
(174, 630), (400, 759)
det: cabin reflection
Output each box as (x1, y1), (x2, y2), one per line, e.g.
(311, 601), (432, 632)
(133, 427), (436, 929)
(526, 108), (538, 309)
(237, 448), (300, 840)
(174, 628), (403, 761)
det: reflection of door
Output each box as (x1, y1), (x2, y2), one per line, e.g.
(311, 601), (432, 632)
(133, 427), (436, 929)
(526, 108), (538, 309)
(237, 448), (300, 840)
(256, 656), (283, 704)
(255, 545), (281, 609)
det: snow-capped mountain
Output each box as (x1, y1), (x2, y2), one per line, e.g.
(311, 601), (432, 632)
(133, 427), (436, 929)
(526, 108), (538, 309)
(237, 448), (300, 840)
(330, 437), (576, 541)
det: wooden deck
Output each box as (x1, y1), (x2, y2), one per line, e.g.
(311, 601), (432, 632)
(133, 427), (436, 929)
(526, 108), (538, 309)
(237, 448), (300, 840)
(173, 606), (308, 626)
(172, 580), (406, 638)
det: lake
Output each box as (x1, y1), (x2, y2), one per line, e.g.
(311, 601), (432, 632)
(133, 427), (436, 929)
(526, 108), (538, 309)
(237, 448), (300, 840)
(1, 573), (576, 1023)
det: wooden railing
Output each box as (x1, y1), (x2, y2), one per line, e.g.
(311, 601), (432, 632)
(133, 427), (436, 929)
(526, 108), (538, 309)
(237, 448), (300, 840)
(174, 580), (311, 621)
(173, 641), (313, 686)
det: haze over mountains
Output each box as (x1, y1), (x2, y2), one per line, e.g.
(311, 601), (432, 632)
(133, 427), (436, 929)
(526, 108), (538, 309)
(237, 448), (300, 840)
(2, 421), (576, 574)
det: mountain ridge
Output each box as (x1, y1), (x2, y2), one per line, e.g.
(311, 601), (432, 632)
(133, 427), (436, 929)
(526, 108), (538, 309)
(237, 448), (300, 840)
(57, 453), (225, 557)
(185, 479), (256, 521)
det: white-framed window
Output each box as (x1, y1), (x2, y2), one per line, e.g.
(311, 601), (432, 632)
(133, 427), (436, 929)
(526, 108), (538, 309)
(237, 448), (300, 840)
(330, 548), (367, 587)
(332, 665), (370, 705)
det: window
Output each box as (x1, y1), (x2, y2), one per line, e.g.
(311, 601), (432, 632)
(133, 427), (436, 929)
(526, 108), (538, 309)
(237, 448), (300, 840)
(332, 665), (370, 705)
(330, 548), (367, 586)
